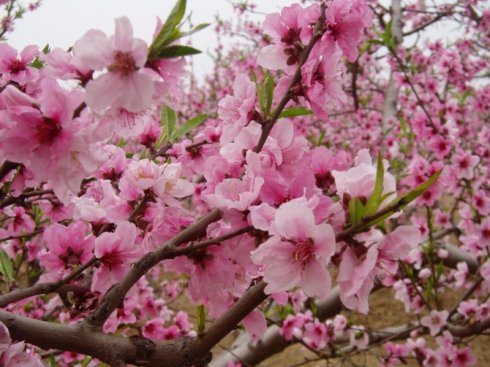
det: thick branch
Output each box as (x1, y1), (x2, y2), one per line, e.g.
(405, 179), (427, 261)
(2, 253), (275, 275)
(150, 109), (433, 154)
(0, 310), (202, 367)
(0, 257), (98, 307)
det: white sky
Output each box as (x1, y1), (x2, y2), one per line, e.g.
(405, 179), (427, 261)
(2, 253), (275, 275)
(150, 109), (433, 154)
(7, 0), (296, 76)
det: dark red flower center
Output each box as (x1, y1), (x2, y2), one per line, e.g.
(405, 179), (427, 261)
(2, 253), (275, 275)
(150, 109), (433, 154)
(108, 51), (137, 76)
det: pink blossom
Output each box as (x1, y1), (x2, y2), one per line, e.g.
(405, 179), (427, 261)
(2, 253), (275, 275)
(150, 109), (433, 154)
(124, 158), (160, 190)
(451, 149), (480, 180)
(324, 0), (372, 62)
(257, 3), (319, 72)
(243, 310), (267, 343)
(153, 163), (194, 204)
(92, 221), (143, 294)
(300, 39), (347, 118)
(0, 321), (11, 353)
(73, 17), (153, 113)
(251, 199), (336, 299)
(218, 74), (256, 144)
(349, 326), (369, 350)
(420, 310), (448, 336)
(338, 226), (420, 313)
(304, 320), (328, 349)
(0, 43), (39, 85)
(0, 340), (44, 367)
(204, 172), (264, 212)
(39, 221), (94, 280)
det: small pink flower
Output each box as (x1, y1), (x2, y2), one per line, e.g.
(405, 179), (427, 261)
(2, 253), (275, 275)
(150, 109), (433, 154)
(421, 310), (448, 336)
(349, 326), (369, 350)
(0, 43), (39, 85)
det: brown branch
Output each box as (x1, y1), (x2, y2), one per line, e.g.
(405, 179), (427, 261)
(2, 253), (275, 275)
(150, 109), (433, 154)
(0, 257), (98, 307)
(0, 189), (54, 209)
(0, 310), (202, 367)
(169, 226), (253, 258)
(403, 11), (454, 36)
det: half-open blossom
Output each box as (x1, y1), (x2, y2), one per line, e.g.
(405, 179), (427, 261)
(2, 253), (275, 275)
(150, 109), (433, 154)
(73, 16), (154, 113)
(332, 149), (396, 205)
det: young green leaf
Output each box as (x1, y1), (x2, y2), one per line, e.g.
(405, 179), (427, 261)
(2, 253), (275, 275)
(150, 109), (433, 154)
(197, 304), (206, 335)
(81, 357), (92, 367)
(278, 107), (312, 118)
(0, 250), (14, 282)
(174, 114), (208, 140)
(361, 170), (442, 229)
(349, 197), (365, 225)
(263, 73), (275, 117)
(161, 105), (177, 142)
(149, 0), (187, 57)
(156, 45), (202, 59)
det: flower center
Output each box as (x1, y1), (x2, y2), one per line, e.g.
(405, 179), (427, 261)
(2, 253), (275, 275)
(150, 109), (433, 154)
(36, 117), (62, 145)
(108, 51), (137, 76)
(9, 60), (26, 74)
(293, 239), (315, 266)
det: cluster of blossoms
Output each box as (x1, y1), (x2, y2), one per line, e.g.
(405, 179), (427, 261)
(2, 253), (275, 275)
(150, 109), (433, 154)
(0, 0), (488, 365)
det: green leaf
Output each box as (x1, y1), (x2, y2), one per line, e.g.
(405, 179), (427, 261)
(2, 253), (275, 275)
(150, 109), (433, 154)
(364, 153), (385, 216)
(264, 73), (275, 117)
(398, 170), (441, 205)
(197, 304), (206, 334)
(362, 170), (442, 229)
(49, 355), (56, 367)
(155, 45), (202, 59)
(256, 72), (275, 118)
(42, 43), (51, 54)
(81, 356), (92, 367)
(278, 107), (312, 118)
(383, 18), (394, 48)
(161, 105), (177, 142)
(29, 58), (44, 69)
(349, 197), (365, 225)
(149, 0), (187, 56)
(0, 250), (14, 282)
(174, 114), (208, 140)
